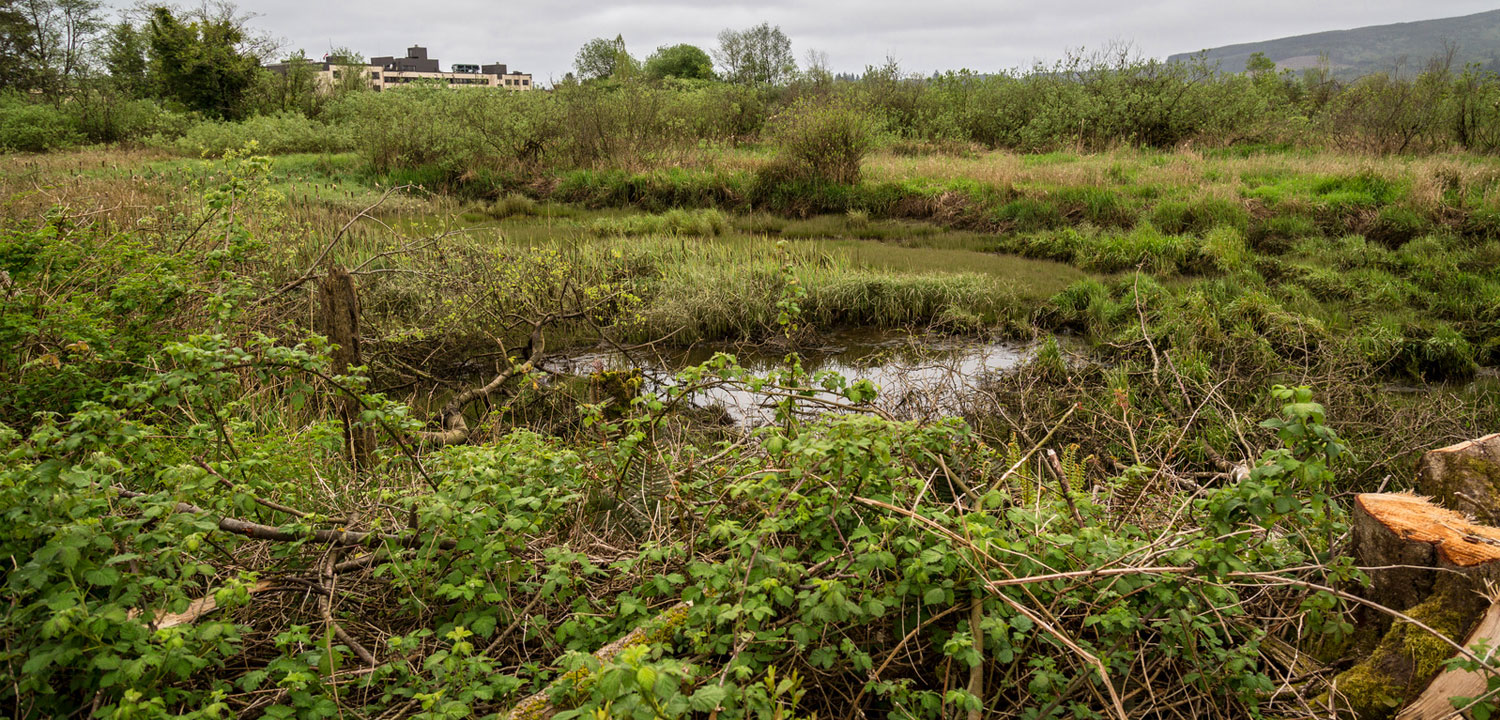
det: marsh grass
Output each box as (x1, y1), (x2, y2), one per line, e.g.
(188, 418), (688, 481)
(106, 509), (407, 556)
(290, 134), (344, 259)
(18, 145), (1498, 384)
(589, 208), (729, 237)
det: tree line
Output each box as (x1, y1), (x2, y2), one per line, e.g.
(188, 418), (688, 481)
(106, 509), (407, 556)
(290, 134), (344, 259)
(570, 23), (796, 86)
(5, 2), (1500, 159)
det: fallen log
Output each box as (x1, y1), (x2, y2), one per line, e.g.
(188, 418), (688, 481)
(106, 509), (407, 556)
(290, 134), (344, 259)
(416, 324), (543, 447)
(129, 579), (275, 629)
(1397, 588), (1500, 719)
(502, 601), (692, 720)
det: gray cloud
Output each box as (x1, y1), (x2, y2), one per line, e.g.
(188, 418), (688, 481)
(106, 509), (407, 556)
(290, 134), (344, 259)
(227, 0), (1498, 82)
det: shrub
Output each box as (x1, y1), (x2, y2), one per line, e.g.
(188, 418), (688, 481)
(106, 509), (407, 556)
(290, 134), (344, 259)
(162, 112), (355, 157)
(760, 97), (878, 186)
(0, 94), (82, 152)
(67, 93), (192, 145)
(555, 168), (749, 211)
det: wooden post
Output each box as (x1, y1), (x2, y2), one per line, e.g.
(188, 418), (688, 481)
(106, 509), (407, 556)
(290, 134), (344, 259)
(318, 265), (374, 469)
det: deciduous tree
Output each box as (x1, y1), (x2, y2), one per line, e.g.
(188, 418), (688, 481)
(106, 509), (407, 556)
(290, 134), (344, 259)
(644, 43), (713, 81)
(0, 0), (39, 89)
(16, 0), (104, 95)
(574, 34), (638, 82)
(714, 22), (794, 86)
(145, 4), (262, 118)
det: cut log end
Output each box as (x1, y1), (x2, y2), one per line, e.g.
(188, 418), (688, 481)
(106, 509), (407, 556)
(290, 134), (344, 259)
(1356, 492), (1500, 569)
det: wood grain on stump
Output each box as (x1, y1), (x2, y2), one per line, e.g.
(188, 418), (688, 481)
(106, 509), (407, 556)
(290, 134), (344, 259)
(1356, 492), (1500, 569)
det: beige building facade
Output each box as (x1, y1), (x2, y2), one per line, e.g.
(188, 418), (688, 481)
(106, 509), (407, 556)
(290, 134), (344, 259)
(268, 46), (534, 92)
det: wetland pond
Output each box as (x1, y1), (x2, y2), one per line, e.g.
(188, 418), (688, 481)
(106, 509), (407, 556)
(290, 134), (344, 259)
(538, 329), (1053, 427)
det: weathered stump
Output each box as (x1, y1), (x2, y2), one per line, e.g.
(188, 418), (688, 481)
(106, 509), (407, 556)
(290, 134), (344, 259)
(317, 265), (375, 469)
(1416, 433), (1500, 524)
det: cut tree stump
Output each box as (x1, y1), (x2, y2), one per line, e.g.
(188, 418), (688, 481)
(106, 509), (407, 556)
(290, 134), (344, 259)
(1353, 492), (1500, 613)
(317, 265), (375, 468)
(1417, 433), (1500, 525)
(1336, 492), (1500, 719)
(1356, 492), (1500, 568)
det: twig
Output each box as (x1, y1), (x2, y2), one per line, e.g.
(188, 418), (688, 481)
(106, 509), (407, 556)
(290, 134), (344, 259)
(966, 597), (984, 720)
(320, 552), (377, 666)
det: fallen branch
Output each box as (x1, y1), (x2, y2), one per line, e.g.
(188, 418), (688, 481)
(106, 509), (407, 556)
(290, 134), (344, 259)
(113, 487), (456, 550)
(416, 322), (546, 446)
(502, 601), (693, 720)
(319, 552), (377, 666)
(966, 597), (984, 720)
(130, 579), (275, 629)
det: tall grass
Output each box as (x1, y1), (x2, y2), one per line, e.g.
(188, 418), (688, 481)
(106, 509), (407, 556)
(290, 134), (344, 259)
(589, 208), (729, 237)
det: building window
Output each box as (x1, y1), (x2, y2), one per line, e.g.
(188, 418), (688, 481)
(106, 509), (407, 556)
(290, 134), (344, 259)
(522, 79), (529, 86)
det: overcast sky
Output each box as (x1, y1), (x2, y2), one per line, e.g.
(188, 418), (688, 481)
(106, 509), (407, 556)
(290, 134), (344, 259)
(224, 0), (1497, 82)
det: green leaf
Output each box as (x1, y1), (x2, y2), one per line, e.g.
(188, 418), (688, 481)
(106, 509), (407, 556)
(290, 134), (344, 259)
(690, 684), (728, 712)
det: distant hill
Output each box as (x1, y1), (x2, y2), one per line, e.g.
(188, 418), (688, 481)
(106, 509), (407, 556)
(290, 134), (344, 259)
(1168, 10), (1500, 77)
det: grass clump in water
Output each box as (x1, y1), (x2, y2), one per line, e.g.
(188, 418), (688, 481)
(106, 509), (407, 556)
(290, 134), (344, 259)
(590, 208), (729, 238)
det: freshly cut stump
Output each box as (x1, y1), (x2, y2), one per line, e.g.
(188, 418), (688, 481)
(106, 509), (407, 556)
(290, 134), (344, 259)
(1355, 492), (1500, 569)
(1336, 492), (1500, 719)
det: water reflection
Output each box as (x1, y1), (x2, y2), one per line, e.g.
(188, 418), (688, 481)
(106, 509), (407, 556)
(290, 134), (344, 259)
(543, 329), (1042, 427)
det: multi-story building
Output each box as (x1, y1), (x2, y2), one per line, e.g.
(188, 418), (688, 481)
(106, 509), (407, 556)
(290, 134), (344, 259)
(266, 45), (534, 92)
